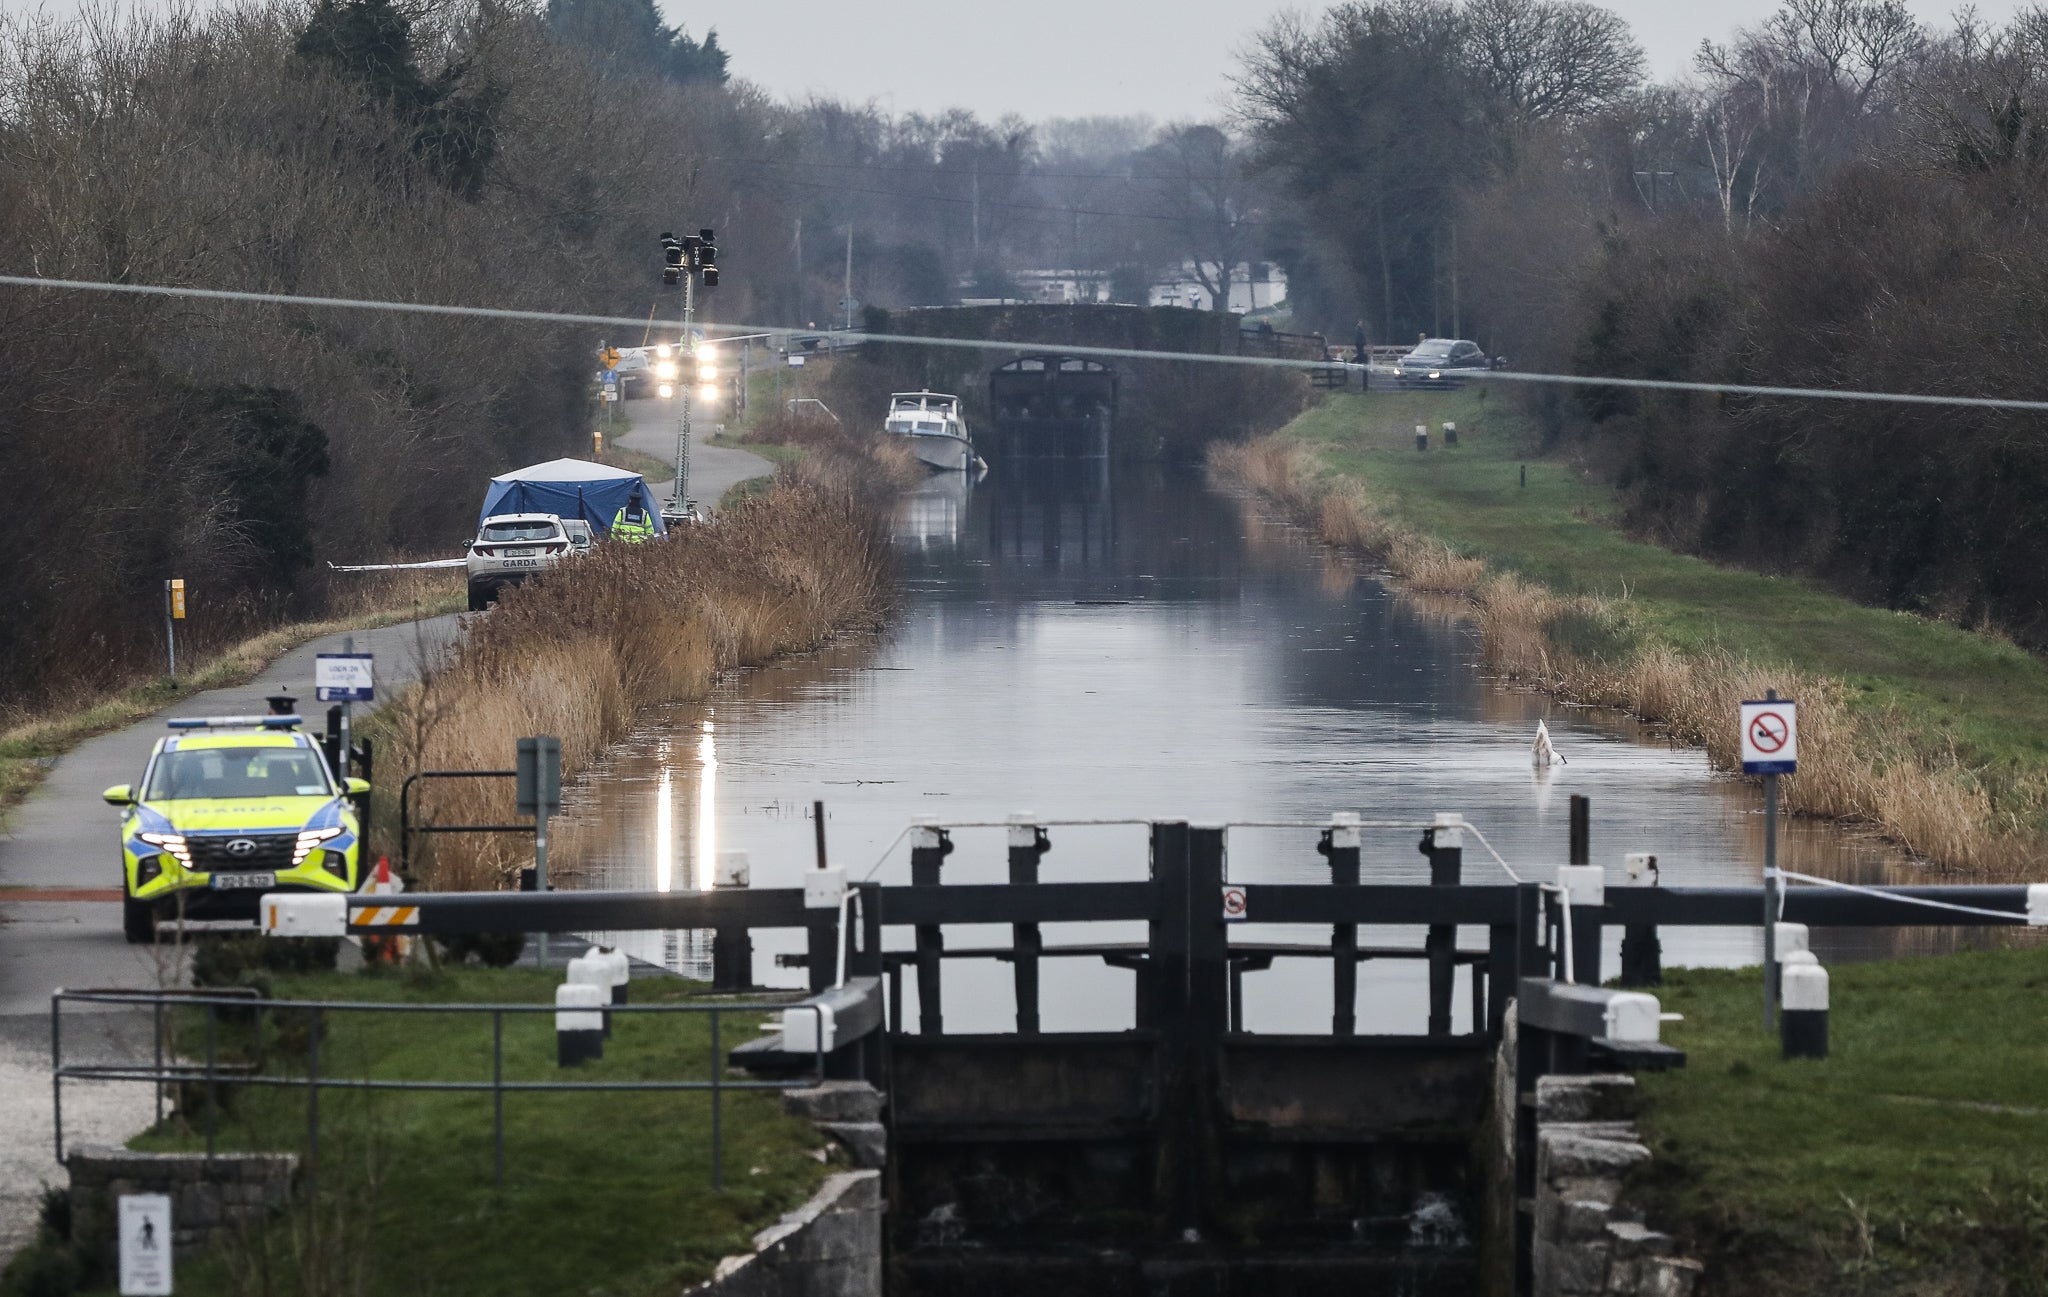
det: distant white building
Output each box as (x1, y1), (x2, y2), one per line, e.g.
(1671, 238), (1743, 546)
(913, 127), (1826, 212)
(1149, 262), (1287, 315)
(976, 262), (1289, 313)
(1011, 269), (1111, 304)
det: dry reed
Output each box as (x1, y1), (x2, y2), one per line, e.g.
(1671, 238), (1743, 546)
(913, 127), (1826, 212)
(1210, 435), (2048, 879)
(378, 480), (893, 889)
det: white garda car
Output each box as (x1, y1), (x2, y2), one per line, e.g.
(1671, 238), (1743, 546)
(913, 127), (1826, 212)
(466, 513), (571, 610)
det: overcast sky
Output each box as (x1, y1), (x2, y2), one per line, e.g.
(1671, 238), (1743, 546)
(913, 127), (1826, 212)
(668, 0), (2028, 122)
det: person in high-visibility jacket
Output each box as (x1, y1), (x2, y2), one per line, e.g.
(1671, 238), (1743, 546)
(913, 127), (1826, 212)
(611, 504), (656, 542)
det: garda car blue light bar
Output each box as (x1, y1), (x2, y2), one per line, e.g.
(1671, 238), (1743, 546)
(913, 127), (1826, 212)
(166, 716), (303, 729)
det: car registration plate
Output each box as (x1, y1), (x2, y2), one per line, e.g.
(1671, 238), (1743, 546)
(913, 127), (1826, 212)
(504, 547), (539, 557)
(209, 872), (276, 890)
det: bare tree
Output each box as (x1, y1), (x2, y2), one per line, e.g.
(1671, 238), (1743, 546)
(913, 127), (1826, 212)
(1465, 0), (1646, 124)
(1692, 0), (1926, 224)
(1136, 123), (1258, 310)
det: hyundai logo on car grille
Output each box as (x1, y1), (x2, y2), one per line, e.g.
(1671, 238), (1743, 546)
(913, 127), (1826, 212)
(189, 834), (294, 870)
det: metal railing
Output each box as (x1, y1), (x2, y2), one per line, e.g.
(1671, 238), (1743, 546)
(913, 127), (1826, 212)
(52, 989), (823, 1190)
(783, 397), (840, 422)
(397, 769), (524, 873)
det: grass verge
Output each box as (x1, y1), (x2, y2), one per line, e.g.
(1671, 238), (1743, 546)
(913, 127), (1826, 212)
(1213, 389), (2048, 877)
(0, 570), (463, 831)
(1, 962), (832, 1297)
(596, 442), (677, 487)
(1634, 949), (2048, 1296)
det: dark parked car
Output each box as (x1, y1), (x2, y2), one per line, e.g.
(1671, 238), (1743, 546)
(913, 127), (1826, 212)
(1395, 338), (1491, 389)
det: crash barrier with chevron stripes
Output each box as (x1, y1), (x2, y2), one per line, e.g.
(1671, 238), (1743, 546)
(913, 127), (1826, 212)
(351, 904), (418, 928)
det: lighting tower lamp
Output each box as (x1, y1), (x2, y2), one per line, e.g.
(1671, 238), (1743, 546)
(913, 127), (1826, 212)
(659, 228), (720, 524)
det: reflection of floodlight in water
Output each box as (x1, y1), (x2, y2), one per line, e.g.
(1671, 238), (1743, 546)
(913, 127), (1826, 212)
(695, 719), (717, 892)
(656, 762), (673, 893)
(657, 383), (675, 399)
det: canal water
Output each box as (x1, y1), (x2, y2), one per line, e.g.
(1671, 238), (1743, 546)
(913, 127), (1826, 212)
(555, 460), (1939, 1032)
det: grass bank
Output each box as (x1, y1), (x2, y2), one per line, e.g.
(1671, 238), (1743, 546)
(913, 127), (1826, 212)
(1634, 949), (2048, 1296)
(0, 568), (462, 830)
(1213, 390), (2048, 878)
(375, 473), (895, 888)
(596, 441), (677, 486)
(1, 961), (832, 1297)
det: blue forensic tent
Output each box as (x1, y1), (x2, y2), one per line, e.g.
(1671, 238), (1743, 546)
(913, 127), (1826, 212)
(478, 458), (666, 537)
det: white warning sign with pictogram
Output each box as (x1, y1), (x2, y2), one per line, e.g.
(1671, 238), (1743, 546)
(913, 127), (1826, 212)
(1739, 699), (1798, 775)
(1221, 885), (1249, 923)
(119, 1193), (172, 1295)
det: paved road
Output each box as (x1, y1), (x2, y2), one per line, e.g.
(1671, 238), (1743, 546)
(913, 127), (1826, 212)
(612, 395), (774, 512)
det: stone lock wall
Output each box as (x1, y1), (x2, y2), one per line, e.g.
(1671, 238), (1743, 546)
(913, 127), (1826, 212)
(66, 1147), (295, 1257)
(1531, 1076), (1704, 1297)
(686, 1081), (886, 1297)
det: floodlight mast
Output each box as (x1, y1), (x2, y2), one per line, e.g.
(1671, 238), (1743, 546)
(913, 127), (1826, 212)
(657, 229), (718, 524)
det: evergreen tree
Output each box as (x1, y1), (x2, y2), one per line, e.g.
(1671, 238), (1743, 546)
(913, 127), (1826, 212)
(295, 0), (503, 201)
(545, 0), (729, 85)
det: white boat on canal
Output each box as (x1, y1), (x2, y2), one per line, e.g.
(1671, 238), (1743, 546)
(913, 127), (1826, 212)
(885, 391), (981, 472)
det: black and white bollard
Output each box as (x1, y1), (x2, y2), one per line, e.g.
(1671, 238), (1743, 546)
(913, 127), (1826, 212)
(1415, 424), (1428, 452)
(556, 983), (605, 1067)
(1780, 950), (1829, 1060)
(1443, 420), (1457, 447)
(567, 952), (615, 1035)
(597, 946), (630, 1006)
(1773, 921), (1810, 981)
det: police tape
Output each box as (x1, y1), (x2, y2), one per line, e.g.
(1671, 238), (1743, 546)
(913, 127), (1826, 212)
(350, 905), (419, 928)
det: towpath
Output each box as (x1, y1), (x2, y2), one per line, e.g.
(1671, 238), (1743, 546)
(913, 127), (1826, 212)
(610, 394), (775, 511)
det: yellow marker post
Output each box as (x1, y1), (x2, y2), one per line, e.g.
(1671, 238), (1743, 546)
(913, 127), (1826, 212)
(163, 579), (185, 683)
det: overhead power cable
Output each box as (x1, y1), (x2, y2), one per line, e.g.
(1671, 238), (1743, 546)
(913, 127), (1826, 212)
(5, 273), (2048, 415)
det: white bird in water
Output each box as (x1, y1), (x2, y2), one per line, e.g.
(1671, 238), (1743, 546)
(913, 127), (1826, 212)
(1532, 720), (1568, 767)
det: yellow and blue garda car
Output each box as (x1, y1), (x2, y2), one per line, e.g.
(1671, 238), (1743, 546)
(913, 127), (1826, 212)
(102, 717), (368, 943)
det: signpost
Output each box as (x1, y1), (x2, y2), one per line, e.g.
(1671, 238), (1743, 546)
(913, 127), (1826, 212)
(316, 646), (373, 781)
(118, 1193), (172, 1295)
(163, 579), (185, 683)
(517, 736), (563, 964)
(1741, 692), (1798, 1027)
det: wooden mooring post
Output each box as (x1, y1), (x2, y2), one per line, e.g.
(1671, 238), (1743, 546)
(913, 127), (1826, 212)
(910, 824), (953, 1032)
(1319, 813), (1362, 1036)
(1423, 814), (1464, 1035)
(1008, 815), (1049, 1033)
